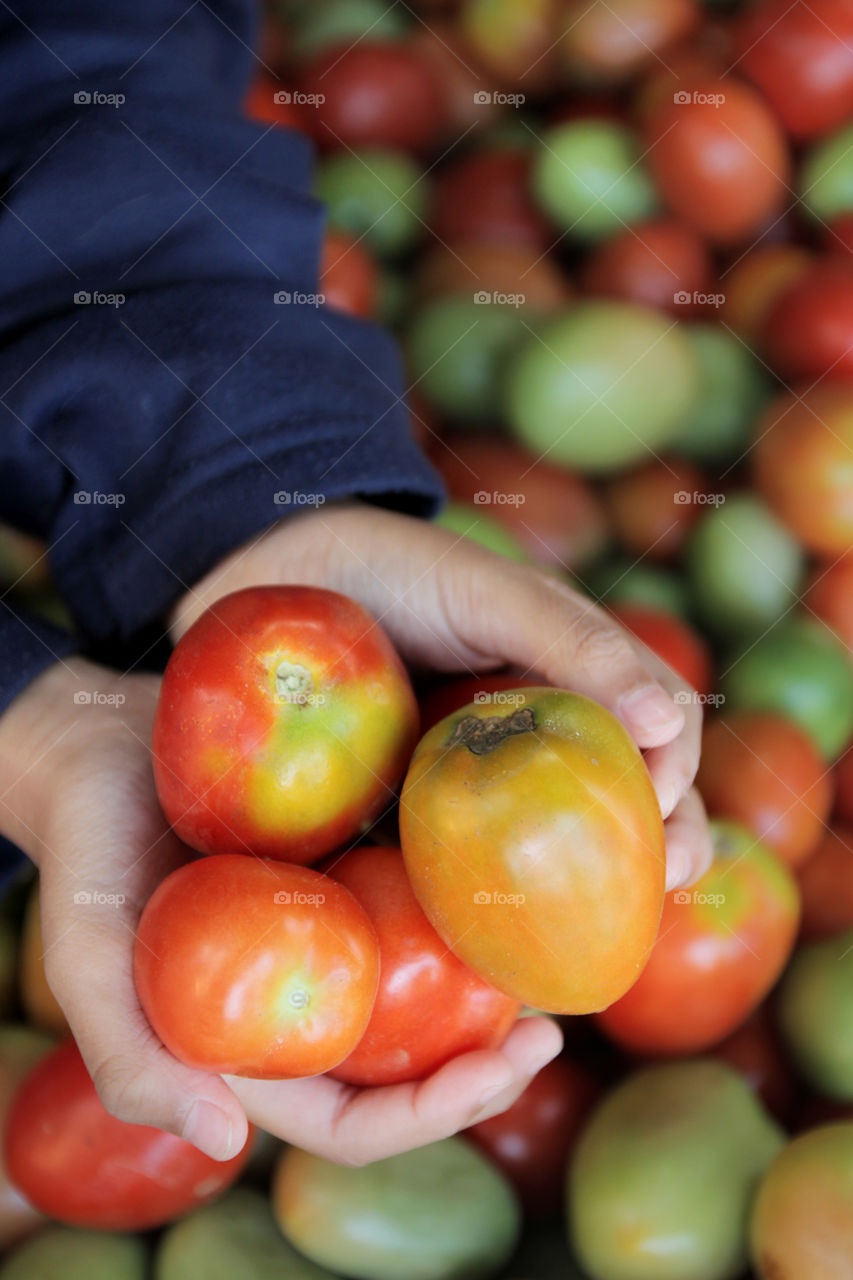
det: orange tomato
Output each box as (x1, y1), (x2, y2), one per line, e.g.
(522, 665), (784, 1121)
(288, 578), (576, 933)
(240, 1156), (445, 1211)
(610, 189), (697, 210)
(320, 230), (378, 319)
(719, 245), (812, 342)
(805, 555), (853, 653)
(602, 455), (708, 560)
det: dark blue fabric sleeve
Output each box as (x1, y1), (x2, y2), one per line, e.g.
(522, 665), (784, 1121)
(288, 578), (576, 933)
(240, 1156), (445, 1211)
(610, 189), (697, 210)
(0, 0), (444, 706)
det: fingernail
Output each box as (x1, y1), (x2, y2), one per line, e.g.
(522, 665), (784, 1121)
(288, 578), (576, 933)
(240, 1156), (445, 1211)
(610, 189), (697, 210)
(182, 1100), (235, 1162)
(620, 687), (683, 733)
(467, 1073), (514, 1126)
(657, 780), (679, 819)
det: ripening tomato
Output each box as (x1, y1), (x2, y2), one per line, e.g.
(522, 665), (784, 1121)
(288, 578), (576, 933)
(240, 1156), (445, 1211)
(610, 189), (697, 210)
(152, 586), (418, 862)
(134, 856), (379, 1078)
(696, 712), (834, 868)
(806, 556), (853, 654)
(644, 78), (790, 244)
(762, 260), (853, 381)
(319, 230), (378, 319)
(838, 747), (853, 824)
(466, 1057), (600, 1219)
(558, 0), (697, 84)
(719, 245), (813, 343)
(419, 674), (542, 735)
(580, 217), (712, 317)
(609, 604), (713, 696)
(737, 0), (853, 139)
(602, 455), (707, 561)
(596, 822), (800, 1055)
(797, 825), (853, 942)
(711, 1008), (797, 1126)
(429, 148), (550, 249)
(400, 688), (665, 1014)
(753, 384), (853, 559)
(415, 241), (571, 312)
(4, 1040), (250, 1230)
(327, 847), (519, 1087)
(459, 0), (559, 92)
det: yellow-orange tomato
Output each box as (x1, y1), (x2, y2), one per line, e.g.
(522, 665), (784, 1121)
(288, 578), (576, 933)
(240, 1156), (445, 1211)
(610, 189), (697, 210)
(719, 245), (812, 343)
(399, 688), (665, 1013)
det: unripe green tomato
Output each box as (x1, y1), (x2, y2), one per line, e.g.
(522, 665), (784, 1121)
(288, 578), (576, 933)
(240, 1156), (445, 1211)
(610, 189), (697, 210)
(315, 148), (428, 258)
(674, 324), (771, 463)
(799, 122), (853, 223)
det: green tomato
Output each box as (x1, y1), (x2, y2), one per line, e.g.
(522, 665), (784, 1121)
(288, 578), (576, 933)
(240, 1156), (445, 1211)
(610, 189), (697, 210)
(778, 929), (853, 1101)
(156, 1188), (335, 1280)
(569, 1060), (784, 1280)
(408, 297), (526, 422)
(435, 501), (531, 561)
(675, 325), (772, 463)
(687, 494), (804, 639)
(720, 616), (853, 759)
(290, 0), (409, 58)
(581, 558), (690, 618)
(0, 1227), (147, 1280)
(799, 123), (853, 223)
(315, 148), (428, 259)
(273, 1137), (520, 1280)
(532, 121), (658, 241)
(506, 302), (697, 472)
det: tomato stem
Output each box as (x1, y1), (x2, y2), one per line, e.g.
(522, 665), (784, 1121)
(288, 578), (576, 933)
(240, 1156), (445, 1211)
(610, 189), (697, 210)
(447, 706), (535, 755)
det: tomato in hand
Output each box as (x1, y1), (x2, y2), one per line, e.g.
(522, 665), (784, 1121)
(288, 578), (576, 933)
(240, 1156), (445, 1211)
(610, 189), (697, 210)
(400, 688), (665, 1013)
(152, 586), (418, 862)
(4, 1040), (250, 1230)
(796, 825), (853, 941)
(596, 821), (800, 1055)
(580, 217), (711, 317)
(327, 847), (519, 1087)
(419, 674), (542, 735)
(609, 603), (712, 696)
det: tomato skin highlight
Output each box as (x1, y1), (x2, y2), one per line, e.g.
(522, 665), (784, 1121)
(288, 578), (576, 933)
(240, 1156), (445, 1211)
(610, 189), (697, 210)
(327, 846), (520, 1087)
(4, 1039), (250, 1230)
(152, 586), (418, 863)
(134, 856), (380, 1078)
(399, 688), (665, 1014)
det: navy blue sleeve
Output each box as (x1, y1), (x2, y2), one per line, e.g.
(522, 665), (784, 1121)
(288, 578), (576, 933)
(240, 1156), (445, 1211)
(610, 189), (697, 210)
(0, 0), (444, 709)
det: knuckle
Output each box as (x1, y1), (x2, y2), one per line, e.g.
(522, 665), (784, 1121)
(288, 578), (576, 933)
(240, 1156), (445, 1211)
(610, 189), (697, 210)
(571, 617), (634, 673)
(90, 1054), (150, 1125)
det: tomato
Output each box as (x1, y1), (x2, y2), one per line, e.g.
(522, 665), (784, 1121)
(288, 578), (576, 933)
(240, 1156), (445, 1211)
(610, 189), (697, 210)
(643, 78), (790, 244)
(326, 846), (519, 1087)
(806, 555), (853, 653)
(837, 746), (853, 823)
(751, 1123), (853, 1280)
(802, 123), (853, 226)
(289, 0), (408, 60)
(609, 604), (712, 695)
(297, 42), (447, 153)
(458, 0), (559, 92)
(719, 244), (813, 342)
(429, 148), (550, 249)
(753, 384), (853, 559)
(319, 230), (378, 319)
(596, 822), (800, 1055)
(243, 78), (306, 132)
(315, 147), (428, 258)
(762, 259), (853, 380)
(4, 1039), (250, 1230)
(558, 0), (698, 84)
(135, 856), (379, 1078)
(738, 0), (853, 140)
(602, 455), (707, 561)
(580, 217), (712, 317)
(0, 1026), (53, 1250)
(415, 240), (570, 312)
(675, 325), (772, 464)
(797, 825), (853, 941)
(466, 1057), (600, 1219)
(0, 1227), (147, 1280)
(399, 688), (665, 1014)
(411, 20), (501, 139)
(19, 881), (68, 1036)
(430, 435), (607, 569)
(419, 674), (542, 735)
(711, 1008), (797, 1126)
(407, 296), (525, 422)
(152, 586), (417, 863)
(697, 712), (834, 869)
(778, 927), (853, 1100)
(584, 557), (691, 618)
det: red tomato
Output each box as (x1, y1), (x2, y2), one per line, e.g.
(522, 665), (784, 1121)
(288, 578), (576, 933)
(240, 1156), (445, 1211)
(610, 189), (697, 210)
(412, 19), (501, 138)
(430, 148), (550, 248)
(738, 0), (853, 139)
(152, 586), (418, 862)
(837, 746), (853, 824)
(711, 1008), (797, 1125)
(753, 384), (853, 559)
(602, 455), (708, 560)
(319, 229), (378, 319)
(644, 78), (790, 244)
(243, 77), (306, 131)
(135, 856), (379, 1078)
(581, 217), (712, 317)
(419, 674), (542, 735)
(797, 825), (853, 941)
(465, 1057), (601, 1219)
(430, 435), (607, 570)
(762, 260), (853, 381)
(827, 212), (853, 255)
(4, 1039), (250, 1230)
(596, 822), (800, 1055)
(559, 0), (698, 84)
(719, 244), (813, 342)
(415, 240), (571, 312)
(805, 556), (853, 654)
(609, 604), (713, 696)
(327, 847), (519, 1087)
(297, 42), (448, 153)
(696, 712), (834, 868)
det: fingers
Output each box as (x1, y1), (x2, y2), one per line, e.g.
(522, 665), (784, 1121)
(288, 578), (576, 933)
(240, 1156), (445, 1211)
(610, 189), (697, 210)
(662, 787), (714, 891)
(228, 1015), (563, 1167)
